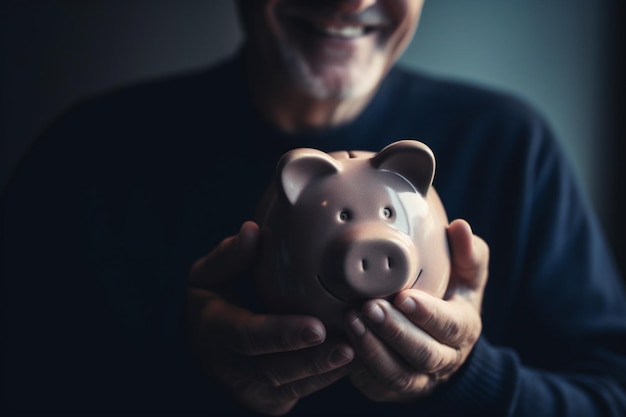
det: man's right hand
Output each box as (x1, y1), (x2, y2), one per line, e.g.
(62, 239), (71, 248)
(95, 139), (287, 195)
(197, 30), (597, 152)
(187, 221), (354, 416)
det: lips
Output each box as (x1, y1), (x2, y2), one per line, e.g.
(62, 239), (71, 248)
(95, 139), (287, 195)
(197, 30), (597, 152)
(290, 16), (377, 40)
(277, 4), (389, 41)
(313, 23), (367, 39)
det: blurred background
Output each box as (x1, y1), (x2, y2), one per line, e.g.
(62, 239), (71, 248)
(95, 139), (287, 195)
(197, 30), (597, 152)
(1, 0), (624, 276)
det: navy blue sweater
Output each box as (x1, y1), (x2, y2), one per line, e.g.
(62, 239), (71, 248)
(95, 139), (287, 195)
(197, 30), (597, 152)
(2, 54), (625, 415)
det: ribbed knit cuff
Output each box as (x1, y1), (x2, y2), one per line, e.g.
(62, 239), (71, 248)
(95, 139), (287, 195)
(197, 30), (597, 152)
(423, 336), (520, 416)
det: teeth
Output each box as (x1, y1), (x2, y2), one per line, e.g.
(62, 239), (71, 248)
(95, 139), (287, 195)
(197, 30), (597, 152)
(319, 25), (365, 38)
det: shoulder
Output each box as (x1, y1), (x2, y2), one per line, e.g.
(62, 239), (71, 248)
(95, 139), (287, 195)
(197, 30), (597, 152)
(378, 66), (578, 231)
(384, 64), (552, 149)
(387, 64), (541, 124)
(383, 64), (561, 165)
(3, 55), (247, 194)
(48, 53), (244, 137)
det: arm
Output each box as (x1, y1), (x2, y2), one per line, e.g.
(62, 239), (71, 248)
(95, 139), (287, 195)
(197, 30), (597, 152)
(343, 117), (626, 416)
(186, 221), (354, 415)
(345, 216), (626, 416)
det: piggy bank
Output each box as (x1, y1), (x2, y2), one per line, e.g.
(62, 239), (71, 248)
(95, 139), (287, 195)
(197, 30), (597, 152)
(254, 140), (450, 332)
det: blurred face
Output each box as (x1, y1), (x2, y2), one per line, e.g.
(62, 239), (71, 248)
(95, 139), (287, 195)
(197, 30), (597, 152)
(237, 0), (424, 101)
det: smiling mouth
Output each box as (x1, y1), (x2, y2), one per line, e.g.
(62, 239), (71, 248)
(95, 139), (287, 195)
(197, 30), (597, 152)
(316, 269), (424, 304)
(292, 17), (378, 39)
(316, 274), (347, 303)
(310, 22), (371, 38)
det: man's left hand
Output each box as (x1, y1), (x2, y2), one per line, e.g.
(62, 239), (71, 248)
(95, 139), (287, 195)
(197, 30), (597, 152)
(345, 219), (489, 402)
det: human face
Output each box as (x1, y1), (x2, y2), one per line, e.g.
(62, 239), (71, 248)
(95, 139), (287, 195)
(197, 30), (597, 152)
(237, 0), (424, 101)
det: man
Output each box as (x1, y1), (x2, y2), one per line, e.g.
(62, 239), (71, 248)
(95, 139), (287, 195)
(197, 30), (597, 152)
(188, 0), (487, 414)
(2, 0), (625, 415)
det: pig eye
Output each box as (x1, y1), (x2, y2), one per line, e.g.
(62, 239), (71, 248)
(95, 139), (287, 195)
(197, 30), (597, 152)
(381, 207), (393, 219)
(338, 210), (351, 222)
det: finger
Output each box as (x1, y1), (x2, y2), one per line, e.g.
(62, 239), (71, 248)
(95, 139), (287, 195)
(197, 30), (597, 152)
(189, 221), (259, 289)
(346, 308), (438, 396)
(446, 219), (489, 303)
(345, 310), (416, 392)
(354, 300), (460, 374)
(254, 366), (349, 416)
(226, 312), (329, 356)
(246, 342), (354, 387)
(187, 287), (328, 356)
(395, 289), (482, 347)
(281, 366), (349, 400)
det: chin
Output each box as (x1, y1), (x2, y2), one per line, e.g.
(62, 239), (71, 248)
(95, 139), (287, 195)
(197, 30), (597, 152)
(288, 61), (383, 101)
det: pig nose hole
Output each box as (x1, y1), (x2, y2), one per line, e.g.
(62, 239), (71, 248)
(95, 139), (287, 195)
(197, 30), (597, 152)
(361, 259), (368, 271)
(386, 256), (393, 269)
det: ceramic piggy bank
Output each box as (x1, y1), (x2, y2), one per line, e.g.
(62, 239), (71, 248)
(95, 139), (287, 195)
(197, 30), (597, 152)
(254, 140), (450, 332)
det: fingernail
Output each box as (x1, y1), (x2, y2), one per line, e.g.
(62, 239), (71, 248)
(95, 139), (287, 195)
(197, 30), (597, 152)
(348, 316), (366, 336)
(301, 327), (324, 345)
(398, 296), (417, 313)
(330, 347), (353, 366)
(365, 303), (385, 323)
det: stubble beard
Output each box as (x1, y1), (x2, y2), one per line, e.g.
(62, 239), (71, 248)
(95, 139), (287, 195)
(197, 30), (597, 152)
(276, 38), (379, 102)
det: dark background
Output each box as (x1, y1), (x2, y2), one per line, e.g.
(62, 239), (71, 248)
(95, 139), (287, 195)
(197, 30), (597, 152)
(1, 0), (624, 278)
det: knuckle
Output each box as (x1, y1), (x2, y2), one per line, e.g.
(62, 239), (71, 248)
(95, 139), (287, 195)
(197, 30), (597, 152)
(278, 382), (302, 402)
(414, 343), (445, 372)
(437, 349), (462, 376)
(442, 316), (463, 339)
(257, 368), (284, 387)
(385, 321), (410, 346)
(446, 308), (482, 347)
(308, 356), (330, 376)
(480, 237), (490, 259)
(420, 306), (438, 328)
(359, 343), (382, 362)
(468, 319), (482, 345)
(459, 310), (482, 347)
(387, 372), (416, 395)
(424, 349), (446, 372)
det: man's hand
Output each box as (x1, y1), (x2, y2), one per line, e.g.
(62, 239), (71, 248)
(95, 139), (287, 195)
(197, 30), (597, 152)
(187, 221), (354, 416)
(345, 219), (489, 402)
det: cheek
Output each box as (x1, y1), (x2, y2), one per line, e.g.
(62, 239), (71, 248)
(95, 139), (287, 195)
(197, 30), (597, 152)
(380, 0), (423, 60)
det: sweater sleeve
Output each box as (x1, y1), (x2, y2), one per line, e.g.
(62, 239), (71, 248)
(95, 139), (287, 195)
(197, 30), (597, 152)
(421, 109), (626, 416)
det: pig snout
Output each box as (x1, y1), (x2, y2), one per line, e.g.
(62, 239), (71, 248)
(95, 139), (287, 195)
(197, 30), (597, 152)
(320, 224), (419, 302)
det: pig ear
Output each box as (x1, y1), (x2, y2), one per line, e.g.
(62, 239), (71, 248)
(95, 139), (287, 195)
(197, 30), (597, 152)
(277, 148), (342, 205)
(371, 140), (435, 196)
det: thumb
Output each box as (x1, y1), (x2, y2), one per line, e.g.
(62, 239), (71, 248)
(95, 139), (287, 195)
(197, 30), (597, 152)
(188, 221), (260, 289)
(446, 219), (489, 302)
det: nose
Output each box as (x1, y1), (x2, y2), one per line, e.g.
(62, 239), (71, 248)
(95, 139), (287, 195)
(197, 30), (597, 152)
(343, 237), (417, 298)
(321, 225), (418, 302)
